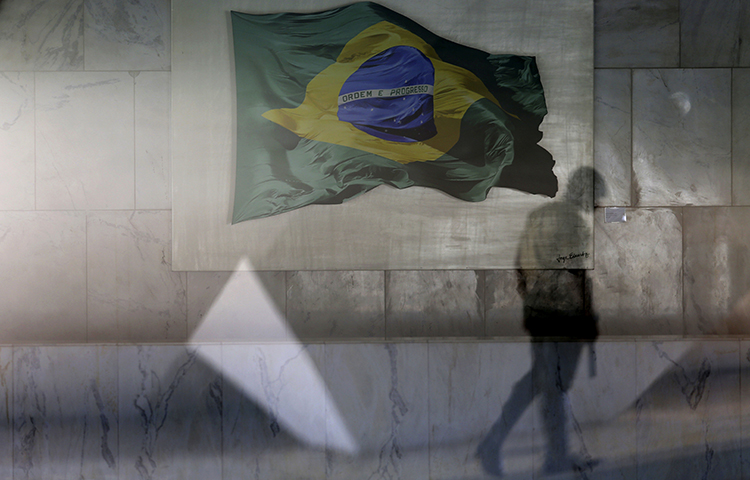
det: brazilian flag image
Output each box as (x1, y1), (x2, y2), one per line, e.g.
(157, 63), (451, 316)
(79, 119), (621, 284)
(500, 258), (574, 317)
(231, 2), (556, 223)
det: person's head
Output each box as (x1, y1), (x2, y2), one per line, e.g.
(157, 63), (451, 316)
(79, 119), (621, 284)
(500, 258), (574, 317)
(564, 166), (606, 204)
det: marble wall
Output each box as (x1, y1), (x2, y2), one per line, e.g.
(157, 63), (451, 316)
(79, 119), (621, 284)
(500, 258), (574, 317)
(1, 2), (750, 478)
(2, 0), (750, 342)
(0, 339), (746, 479)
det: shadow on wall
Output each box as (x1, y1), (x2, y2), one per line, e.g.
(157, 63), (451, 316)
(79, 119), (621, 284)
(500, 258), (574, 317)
(475, 167), (602, 477)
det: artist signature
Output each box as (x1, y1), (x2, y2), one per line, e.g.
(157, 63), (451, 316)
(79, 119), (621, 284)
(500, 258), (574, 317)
(556, 252), (590, 264)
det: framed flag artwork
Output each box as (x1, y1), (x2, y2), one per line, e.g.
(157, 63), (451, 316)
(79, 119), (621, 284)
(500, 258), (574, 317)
(172, 0), (593, 271)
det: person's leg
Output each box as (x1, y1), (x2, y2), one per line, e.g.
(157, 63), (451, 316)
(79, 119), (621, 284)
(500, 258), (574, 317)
(539, 342), (584, 473)
(477, 346), (540, 476)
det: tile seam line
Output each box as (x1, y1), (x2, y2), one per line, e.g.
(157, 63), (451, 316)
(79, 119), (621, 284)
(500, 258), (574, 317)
(731, 69), (734, 205)
(33, 71), (37, 212)
(133, 73), (137, 210)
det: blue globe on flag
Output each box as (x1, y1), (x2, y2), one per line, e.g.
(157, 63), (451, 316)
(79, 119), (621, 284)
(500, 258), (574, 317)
(337, 46), (437, 143)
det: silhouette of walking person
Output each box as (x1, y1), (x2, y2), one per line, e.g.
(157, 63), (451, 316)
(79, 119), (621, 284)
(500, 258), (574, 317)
(477, 167), (602, 477)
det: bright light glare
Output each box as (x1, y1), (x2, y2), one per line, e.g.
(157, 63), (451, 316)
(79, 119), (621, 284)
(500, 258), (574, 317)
(190, 258), (358, 453)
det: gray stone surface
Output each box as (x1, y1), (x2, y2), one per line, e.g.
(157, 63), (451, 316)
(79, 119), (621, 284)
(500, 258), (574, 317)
(595, 0), (679, 68)
(187, 270), (289, 342)
(733, 69), (750, 206)
(0, 72), (35, 210)
(485, 270), (525, 337)
(428, 342), (534, 477)
(35, 72), (135, 210)
(633, 69), (731, 206)
(222, 344), (326, 480)
(742, 341), (750, 479)
(0, 0), (83, 71)
(84, 0), (170, 70)
(87, 211), (187, 342)
(118, 345), (223, 480)
(680, 0), (750, 67)
(591, 208), (683, 335)
(135, 72), (171, 209)
(286, 271), (385, 339)
(684, 207), (750, 335)
(561, 341), (637, 480)
(386, 270), (484, 337)
(325, 343), (429, 480)
(0, 348), (11, 480)
(14, 346), (118, 480)
(595, 69), (632, 206)
(0, 212), (87, 343)
(635, 341), (741, 479)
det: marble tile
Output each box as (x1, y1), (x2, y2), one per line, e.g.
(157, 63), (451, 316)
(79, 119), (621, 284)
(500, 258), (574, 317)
(325, 343), (429, 480)
(428, 342), (534, 478)
(560, 341), (638, 479)
(0, 347), (11, 480)
(591, 208), (683, 335)
(35, 72), (134, 210)
(680, 0), (750, 67)
(118, 345), (223, 480)
(741, 341), (750, 479)
(635, 341), (741, 479)
(684, 207), (750, 335)
(222, 344), (327, 480)
(485, 270), (525, 337)
(87, 211), (187, 342)
(187, 270), (289, 342)
(84, 0), (170, 70)
(286, 271), (384, 339)
(0, 72), (35, 210)
(595, 69), (632, 206)
(14, 346), (118, 480)
(0, 0), (84, 71)
(733, 69), (750, 206)
(385, 271), (484, 337)
(594, 0), (679, 68)
(0, 212), (87, 343)
(632, 69), (731, 206)
(135, 72), (170, 209)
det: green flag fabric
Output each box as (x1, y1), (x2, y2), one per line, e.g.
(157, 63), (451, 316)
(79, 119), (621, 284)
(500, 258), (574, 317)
(231, 2), (556, 223)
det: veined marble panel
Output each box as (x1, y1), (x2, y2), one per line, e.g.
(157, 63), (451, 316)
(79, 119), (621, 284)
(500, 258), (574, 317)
(591, 208), (683, 335)
(386, 271), (484, 337)
(325, 343), (429, 480)
(428, 342), (534, 478)
(0, 348), (11, 480)
(485, 270), (525, 337)
(0, 0), (83, 71)
(84, 0), (170, 70)
(633, 69), (731, 206)
(594, 0), (679, 68)
(635, 341), (741, 479)
(135, 72), (171, 209)
(733, 69), (750, 205)
(187, 271), (289, 342)
(118, 345), (223, 480)
(222, 344), (327, 480)
(684, 207), (750, 335)
(561, 341), (637, 479)
(680, 0), (750, 67)
(595, 69), (632, 206)
(14, 346), (118, 480)
(286, 271), (385, 339)
(0, 212), (86, 343)
(741, 341), (750, 479)
(35, 72), (135, 210)
(0, 72), (35, 210)
(87, 211), (187, 342)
